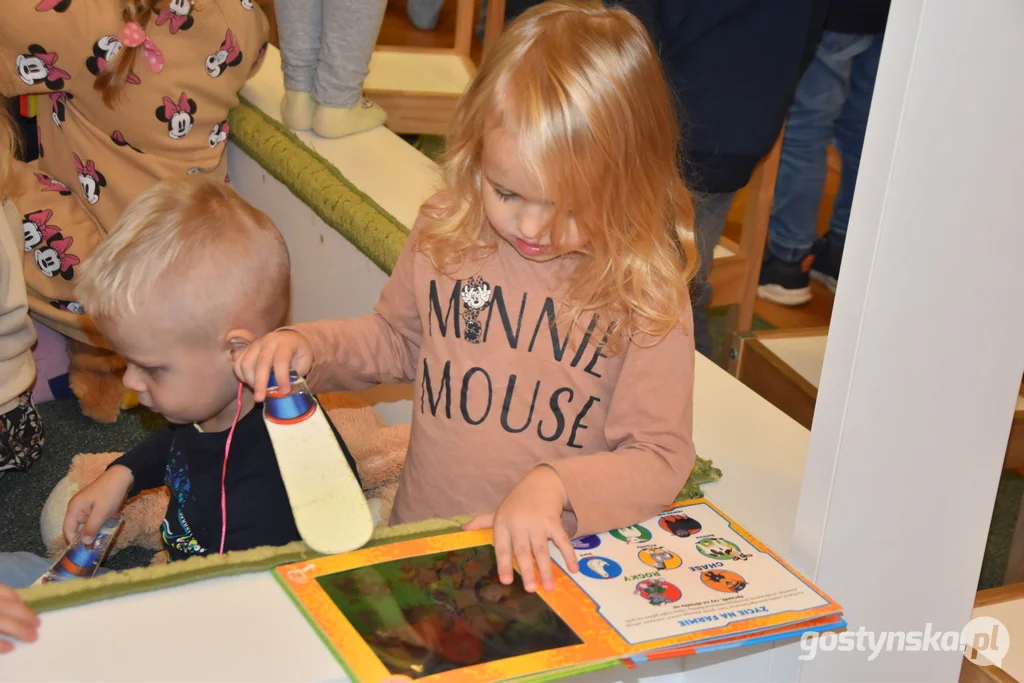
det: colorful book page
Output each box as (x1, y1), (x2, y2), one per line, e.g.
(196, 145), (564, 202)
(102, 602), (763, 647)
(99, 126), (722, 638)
(275, 500), (843, 683)
(552, 501), (839, 647)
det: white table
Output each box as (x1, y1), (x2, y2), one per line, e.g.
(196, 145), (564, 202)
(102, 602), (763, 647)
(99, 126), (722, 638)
(0, 49), (811, 681)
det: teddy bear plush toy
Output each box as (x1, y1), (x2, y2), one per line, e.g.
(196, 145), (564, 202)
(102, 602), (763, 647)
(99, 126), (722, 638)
(40, 396), (409, 561)
(0, 1), (269, 422)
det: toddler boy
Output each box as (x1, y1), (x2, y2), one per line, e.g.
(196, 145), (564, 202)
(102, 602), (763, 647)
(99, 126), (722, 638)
(0, 177), (359, 594)
(64, 176), (360, 558)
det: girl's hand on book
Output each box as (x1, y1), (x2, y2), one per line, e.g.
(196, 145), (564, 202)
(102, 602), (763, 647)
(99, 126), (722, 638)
(233, 329), (314, 402)
(464, 466), (579, 593)
(0, 584), (38, 654)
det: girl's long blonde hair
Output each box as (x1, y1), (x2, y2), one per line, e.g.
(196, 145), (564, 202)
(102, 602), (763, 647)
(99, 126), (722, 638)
(419, 0), (698, 353)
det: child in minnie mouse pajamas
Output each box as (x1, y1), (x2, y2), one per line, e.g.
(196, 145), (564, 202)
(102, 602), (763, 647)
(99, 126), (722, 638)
(0, 1), (268, 421)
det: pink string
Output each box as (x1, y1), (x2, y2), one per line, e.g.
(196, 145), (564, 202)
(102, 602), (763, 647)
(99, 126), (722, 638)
(219, 383), (244, 555)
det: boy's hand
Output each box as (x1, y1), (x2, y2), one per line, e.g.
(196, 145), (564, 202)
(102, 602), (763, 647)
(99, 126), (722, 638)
(464, 466), (579, 593)
(0, 584), (39, 654)
(233, 330), (314, 402)
(63, 465), (133, 545)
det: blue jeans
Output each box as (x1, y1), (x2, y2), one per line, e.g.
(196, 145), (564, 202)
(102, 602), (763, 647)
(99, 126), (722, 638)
(0, 552), (50, 589)
(691, 191), (736, 359)
(767, 32), (883, 262)
(0, 551), (110, 589)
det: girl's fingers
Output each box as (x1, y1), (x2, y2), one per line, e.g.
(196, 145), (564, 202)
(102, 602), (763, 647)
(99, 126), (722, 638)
(462, 512), (494, 531)
(233, 345), (256, 388)
(550, 527), (579, 573)
(531, 535), (556, 591)
(493, 524), (514, 585)
(511, 530), (538, 592)
(273, 345), (295, 397)
(252, 342), (278, 402)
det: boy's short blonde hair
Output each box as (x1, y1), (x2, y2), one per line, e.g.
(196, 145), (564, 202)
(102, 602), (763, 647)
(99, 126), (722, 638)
(76, 176), (290, 339)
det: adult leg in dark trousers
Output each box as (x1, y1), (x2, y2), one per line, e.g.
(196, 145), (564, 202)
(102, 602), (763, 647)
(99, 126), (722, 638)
(690, 192), (736, 359)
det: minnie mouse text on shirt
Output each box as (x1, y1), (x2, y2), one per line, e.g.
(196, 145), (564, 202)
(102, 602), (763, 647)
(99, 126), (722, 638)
(420, 278), (608, 449)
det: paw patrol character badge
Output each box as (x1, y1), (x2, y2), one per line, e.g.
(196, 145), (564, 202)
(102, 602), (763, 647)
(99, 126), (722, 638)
(578, 556), (622, 580)
(634, 578), (681, 606)
(695, 538), (751, 562)
(571, 534), (602, 550)
(701, 570), (747, 593)
(658, 513), (702, 538)
(638, 546), (682, 571)
(610, 524), (652, 544)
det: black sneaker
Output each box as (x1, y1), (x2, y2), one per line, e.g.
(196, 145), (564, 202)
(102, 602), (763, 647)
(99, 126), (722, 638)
(758, 251), (812, 306)
(809, 237), (842, 293)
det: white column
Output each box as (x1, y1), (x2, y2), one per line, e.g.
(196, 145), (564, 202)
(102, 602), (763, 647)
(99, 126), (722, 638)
(775, 1), (1024, 680)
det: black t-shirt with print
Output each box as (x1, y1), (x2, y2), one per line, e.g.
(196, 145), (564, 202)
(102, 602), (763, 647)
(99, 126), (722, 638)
(113, 404), (360, 561)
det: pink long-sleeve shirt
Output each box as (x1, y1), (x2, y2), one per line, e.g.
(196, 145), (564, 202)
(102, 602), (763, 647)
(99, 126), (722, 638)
(294, 208), (697, 537)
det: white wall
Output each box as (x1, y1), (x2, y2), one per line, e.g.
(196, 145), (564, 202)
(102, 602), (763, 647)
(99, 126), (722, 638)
(778, 1), (1024, 680)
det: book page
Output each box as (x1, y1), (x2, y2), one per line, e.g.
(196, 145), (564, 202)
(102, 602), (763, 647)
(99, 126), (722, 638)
(552, 502), (834, 647)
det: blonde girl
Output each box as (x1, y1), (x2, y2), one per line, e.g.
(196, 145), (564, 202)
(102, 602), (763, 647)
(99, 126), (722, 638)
(237, 1), (699, 593)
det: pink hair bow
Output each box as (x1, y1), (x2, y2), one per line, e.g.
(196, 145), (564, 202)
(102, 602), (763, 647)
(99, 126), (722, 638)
(73, 153), (100, 182)
(35, 173), (72, 195)
(35, 52), (71, 83)
(26, 210), (62, 242)
(162, 91), (192, 120)
(155, 8), (190, 34)
(222, 30), (242, 62)
(119, 21), (164, 73)
(49, 237), (80, 272)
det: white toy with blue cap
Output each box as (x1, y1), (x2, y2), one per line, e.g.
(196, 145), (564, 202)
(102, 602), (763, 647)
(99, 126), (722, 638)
(264, 370), (374, 555)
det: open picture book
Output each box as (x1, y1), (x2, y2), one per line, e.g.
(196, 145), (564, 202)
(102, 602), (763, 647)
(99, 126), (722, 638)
(274, 499), (845, 683)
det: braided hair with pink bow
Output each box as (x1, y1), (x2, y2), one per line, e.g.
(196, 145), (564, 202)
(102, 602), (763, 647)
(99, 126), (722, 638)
(93, 0), (164, 106)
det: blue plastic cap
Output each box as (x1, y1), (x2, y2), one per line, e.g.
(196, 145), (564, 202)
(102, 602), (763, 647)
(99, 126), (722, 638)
(267, 369), (301, 392)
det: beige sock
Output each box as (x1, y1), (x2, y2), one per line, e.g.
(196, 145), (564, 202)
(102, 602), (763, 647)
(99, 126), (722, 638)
(312, 99), (387, 139)
(281, 90), (315, 131)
